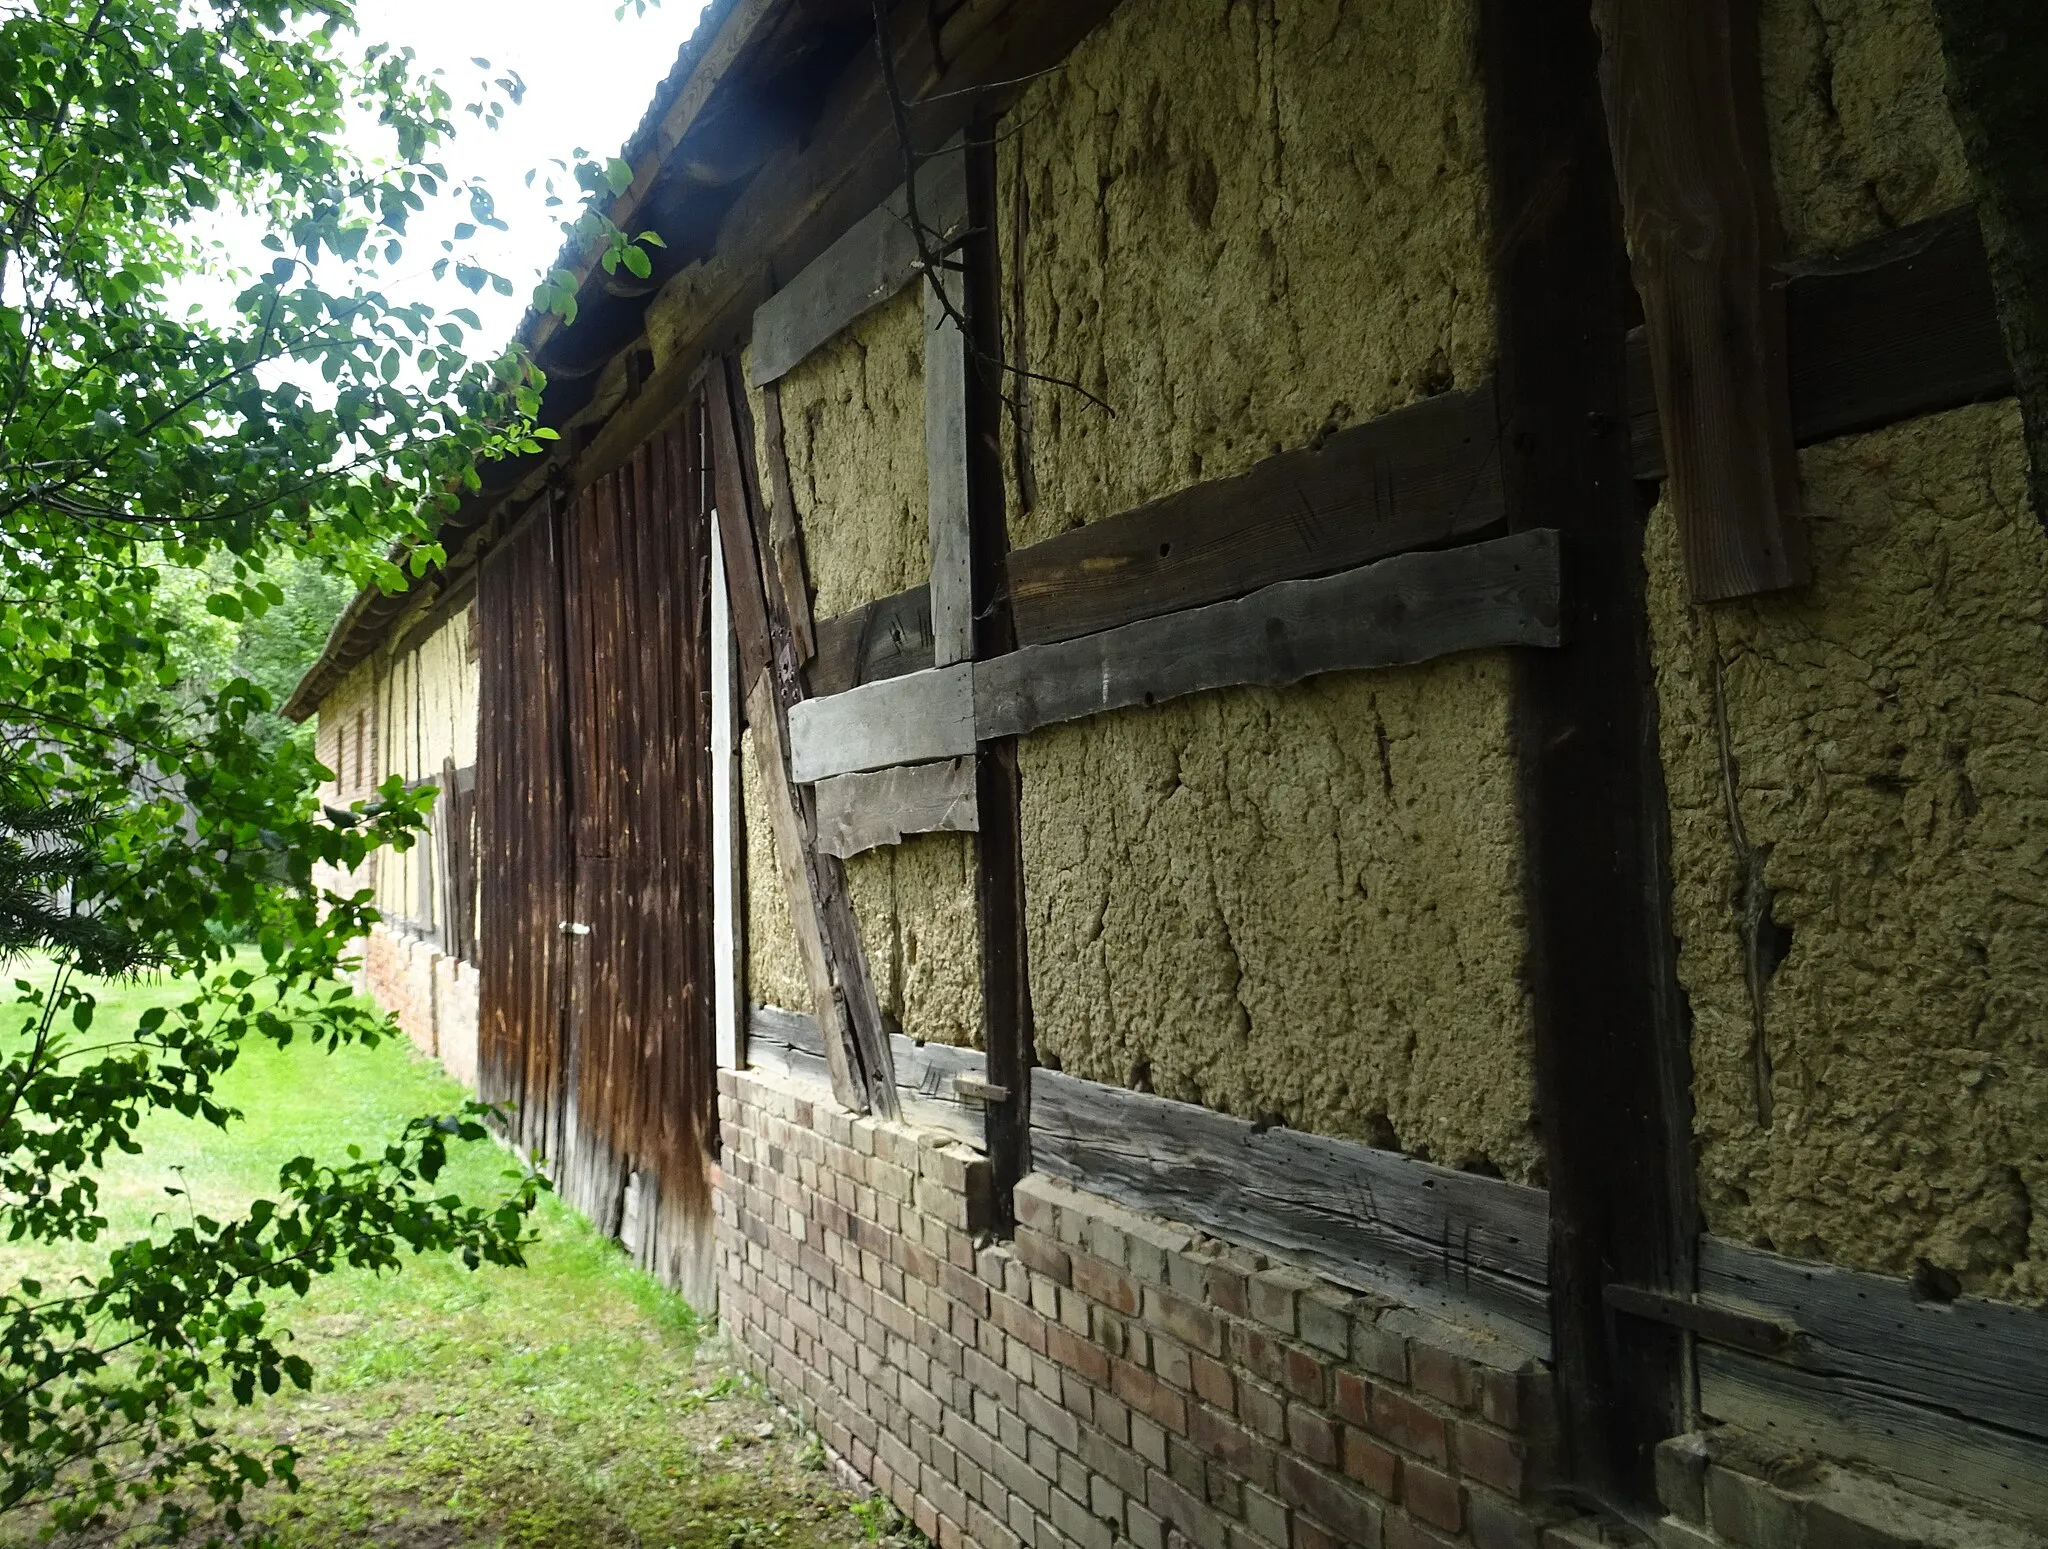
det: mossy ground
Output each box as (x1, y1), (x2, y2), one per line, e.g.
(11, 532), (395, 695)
(1, 958), (912, 1548)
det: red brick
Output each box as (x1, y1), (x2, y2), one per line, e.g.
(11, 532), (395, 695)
(1231, 1322), (1289, 1388)
(1014, 1227), (1072, 1287)
(1047, 1323), (1111, 1385)
(1402, 1462), (1464, 1532)
(1343, 1429), (1402, 1500)
(1147, 1285), (1224, 1356)
(1191, 1352), (1236, 1413)
(1112, 1357), (1189, 1434)
(1333, 1369), (1372, 1428)
(1409, 1345), (1474, 1410)
(1206, 1261), (1251, 1317)
(1277, 1456), (1384, 1549)
(1292, 1516), (1344, 1549)
(1371, 1387), (1449, 1464)
(1073, 1253), (1141, 1316)
(1386, 1517), (1460, 1549)
(1284, 1345), (1328, 1405)
(1456, 1420), (1530, 1499)
(1240, 1379), (1289, 1441)
(1287, 1403), (1340, 1467)
(1189, 1403), (1276, 1484)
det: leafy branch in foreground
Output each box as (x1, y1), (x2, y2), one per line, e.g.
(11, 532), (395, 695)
(0, 0), (570, 1532)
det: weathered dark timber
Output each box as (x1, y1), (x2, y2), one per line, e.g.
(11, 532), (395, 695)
(1603, 1283), (1797, 1359)
(1698, 1345), (2048, 1523)
(1930, 0), (2048, 525)
(963, 123), (1033, 1231)
(1699, 1237), (2048, 1445)
(1006, 382), (1505, 648)
(477, 500), (577, 1187)
(555, 418), (717, 1295)
(813, 758), (978, 859)
(1483, 0), (1692, 1507)
(747, 139), (969, 387)
(1626, 209), (2015, 478)
(808, 585), (935, 697)
(787, 664), (976, 784)
(747, 1004), (985, 1149)
(1031, 1071), (1552, 1352)
(710, 358), (900, 1119)
(1593, 0), (1806, 600)
(436, 758), (479, 966)
(759, 384), (816, 666)
(925, 268), (973, 668)
(974, 531), (1562, 741)
(475, 424), (718, 1302)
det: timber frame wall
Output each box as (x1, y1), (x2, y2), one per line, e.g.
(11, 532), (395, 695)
(287, 0), (2048, 1545)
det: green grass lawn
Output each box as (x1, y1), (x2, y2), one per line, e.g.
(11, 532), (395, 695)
(0, 957), (905, 1549)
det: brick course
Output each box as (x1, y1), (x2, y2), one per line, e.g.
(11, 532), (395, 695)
(717, 1066), (1571, 1549)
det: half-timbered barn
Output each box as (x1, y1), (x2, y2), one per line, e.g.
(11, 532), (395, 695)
(287, 0), (2048, 1543)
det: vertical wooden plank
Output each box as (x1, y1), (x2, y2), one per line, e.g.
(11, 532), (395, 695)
(1482, 0), (1694, 1507)
(708, 361), (900, 1119)
(1591, 0), (1806, 601)
(710, 471), (743, 1072)
(1929, 0), (2048, 524)
(759, 384), (817, 666)
(964, 121), (1030, 1218)
(926, 268), (974, 668)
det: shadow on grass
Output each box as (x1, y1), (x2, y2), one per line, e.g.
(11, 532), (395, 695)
(0, 959), (922, 1549)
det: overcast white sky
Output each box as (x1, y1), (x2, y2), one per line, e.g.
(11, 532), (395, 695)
(331, 0), (715, 349)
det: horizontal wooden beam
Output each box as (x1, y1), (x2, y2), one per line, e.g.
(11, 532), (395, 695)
(748, 140), (969, 388)
(813, 757), (979, 859)
(1628, 207), (2014, 479)
(973, 530), (1561, 741)
(1698, 1236), (2048, 1445)
(747, 1003), (985, 1150)
(787, 663), (976, 784)
(1031, 1069), (1552, 1352)
(1698, 1345), (2048, 1523)
(809, 585), (935, 698)
(1007, 382), (1505, 648)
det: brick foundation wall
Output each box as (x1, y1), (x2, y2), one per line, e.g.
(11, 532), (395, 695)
(360, 924), (480, 1089)
(717, 1065), (1579, 1549)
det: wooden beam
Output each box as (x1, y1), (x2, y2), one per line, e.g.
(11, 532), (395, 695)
(812, 757), (979, 860)
(973, 531), (1562, 741)
(1592, 0), (1806, 600)
(708, 360), (898, 1118)
(1007, 382), (1505, 648)
(1698, 1345), (2048, 1523)
(1031, 1070), (1552, 1353)
(1698, 1237), (2048, 1445)
(786, 663), (977, 784)
(809, 585), (935, 697)
(925, 268), (974, 667)
(747, 140), (969, 388)
(1483, 0), (1693, 1505)
(1930, 0), (2048, 524)
(759, 383), (816, 666)
(961, 122), (1034, 1233)
(746, 1003), (986, 1150)
(1627, 207), (2014, 477)
(710, 507), (743, 1071)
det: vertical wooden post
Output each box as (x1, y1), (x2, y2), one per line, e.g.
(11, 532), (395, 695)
(1930, 0), (2048, 525)
(926, 266), (975, 668)
(1482, 0), (1695, 1508)
(709, 462), (744, 1073)
(1591, 0), (1806, 601)
(964, 122), (1033, 1228)
(707, 363), (900, 1118)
